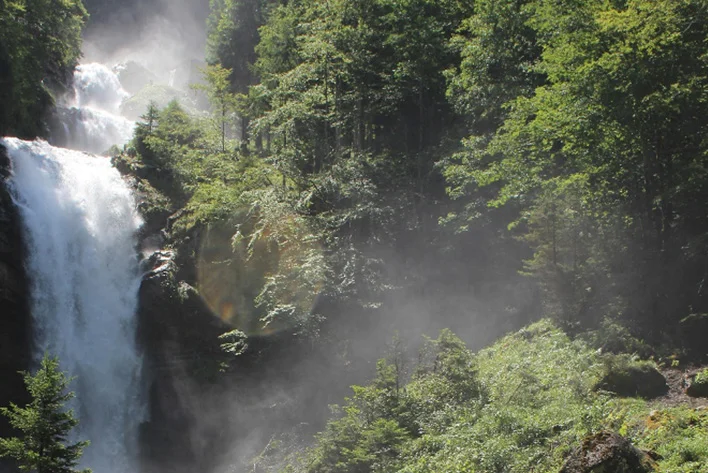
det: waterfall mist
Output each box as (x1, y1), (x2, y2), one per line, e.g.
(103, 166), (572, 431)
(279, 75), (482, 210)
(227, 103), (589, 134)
(3, 137), (146, 473)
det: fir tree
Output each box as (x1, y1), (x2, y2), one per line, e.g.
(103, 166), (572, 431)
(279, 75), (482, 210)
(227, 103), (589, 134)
(0, 354), (90, 473)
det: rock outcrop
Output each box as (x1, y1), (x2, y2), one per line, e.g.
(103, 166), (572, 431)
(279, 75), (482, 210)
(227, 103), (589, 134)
(560, 431), (656, 473)
(136, 247), (231, 473)
(596, 363), (668, 399)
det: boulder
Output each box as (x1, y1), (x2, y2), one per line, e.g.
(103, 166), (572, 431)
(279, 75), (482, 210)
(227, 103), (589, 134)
(685, 370), (708, 398)
(596, 362), (668, 398)
(560, 431), (656, 473)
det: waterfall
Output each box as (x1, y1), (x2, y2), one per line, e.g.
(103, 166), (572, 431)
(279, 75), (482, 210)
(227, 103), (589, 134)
(2, 137), (146, 473)
(72, 63), (130, 111)
(56, 63), (135, 154)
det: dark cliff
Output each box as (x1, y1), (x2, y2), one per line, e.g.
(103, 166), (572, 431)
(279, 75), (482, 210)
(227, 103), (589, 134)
(136, 248), (230, 473)
(121, 158), (233, 472)
(0, 145), (32, 471)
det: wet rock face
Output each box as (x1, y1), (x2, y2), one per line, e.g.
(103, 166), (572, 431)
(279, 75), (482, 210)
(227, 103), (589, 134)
(119, 155), (236, 473)
(136, 247), (231, 473)
(114, 60), (158, 95)
(560, 431), (656, 473)
(0, 145), (32, 470)
(0, 145), (32, 387)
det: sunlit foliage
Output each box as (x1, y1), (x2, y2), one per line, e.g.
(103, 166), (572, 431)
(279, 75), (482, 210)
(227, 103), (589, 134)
(0, 0), (87, 138)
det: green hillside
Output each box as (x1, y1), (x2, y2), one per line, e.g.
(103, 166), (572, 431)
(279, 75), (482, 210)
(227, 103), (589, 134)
(254, 321), (708, 473)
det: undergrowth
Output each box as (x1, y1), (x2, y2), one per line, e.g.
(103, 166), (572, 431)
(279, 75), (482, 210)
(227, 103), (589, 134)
(253, 320), (708, 473)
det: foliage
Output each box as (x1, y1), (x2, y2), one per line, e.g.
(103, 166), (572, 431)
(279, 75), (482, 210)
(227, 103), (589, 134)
(219, 328), (249, 367)
(594, 354), (668, 398)
(304, 329), (482, 473)
(122, 1), (708, 457)
(634, 407), (708, 473)
(11, 0), (708, 470)
(0, 354), (90, 473)
(119, 84), (198, 121)
(126, 98), (330, 338)
(207, 0), (281, 148)
(207, 0), (273, 93)
(0, 0), (87, 138)
(192, 64), (239, 152)
(262, 321), (708, 473)
(580, 317), (653, 358)
(140, 0), (533, 351)
(230, 0), (534, 327)
(445, 0), (544, 132)
(442, 0), (708, 338)
(250, 0), (470, 165)
(695, 369), (708, 386)
(687, 369), (708, 398)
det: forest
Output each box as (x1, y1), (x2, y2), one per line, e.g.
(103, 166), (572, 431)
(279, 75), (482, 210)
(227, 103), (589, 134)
(1, 0), (708, 472)
(135, 0), (708, 351)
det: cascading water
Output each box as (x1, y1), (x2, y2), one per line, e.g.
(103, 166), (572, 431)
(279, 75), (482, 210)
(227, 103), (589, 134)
(72, 63), (129, 110)
(2, 137), (146, 473)
(55, 63), (134, 154)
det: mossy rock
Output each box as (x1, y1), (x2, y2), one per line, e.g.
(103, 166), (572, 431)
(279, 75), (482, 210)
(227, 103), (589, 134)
(560, 431), (655, 473)
(595, 358), (668, 398)
(686, 369), (708, 398)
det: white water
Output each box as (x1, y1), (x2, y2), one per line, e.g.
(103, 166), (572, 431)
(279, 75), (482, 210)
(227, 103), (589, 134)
(58, 63), (134, 154)
(72, 63), (129, 111)
(3, 137), (146, 473)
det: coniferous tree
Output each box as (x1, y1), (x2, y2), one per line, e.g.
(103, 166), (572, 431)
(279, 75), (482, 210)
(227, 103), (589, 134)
(193, 64), (238, 153)
(0, 354), (90, 473)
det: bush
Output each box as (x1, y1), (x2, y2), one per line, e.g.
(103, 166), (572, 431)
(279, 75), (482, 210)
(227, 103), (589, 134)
(581, 317), (653, 358)
(255, 320), (708, 473)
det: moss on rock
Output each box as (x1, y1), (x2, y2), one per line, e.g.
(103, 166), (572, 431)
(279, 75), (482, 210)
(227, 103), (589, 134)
(686, 369), (708, 398)
(595, 356), (668, 398)
(560, 431), (655, 473)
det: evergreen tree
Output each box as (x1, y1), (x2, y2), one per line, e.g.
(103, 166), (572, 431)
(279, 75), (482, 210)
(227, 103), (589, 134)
(207, 0), (269, 93)
(0, 354), (90, 473)
(444, 0), (708, 335)
(192, 64), (238, 153)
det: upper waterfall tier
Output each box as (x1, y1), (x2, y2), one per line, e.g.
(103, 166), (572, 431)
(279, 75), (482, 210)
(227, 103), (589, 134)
(54, 63), (135, 155)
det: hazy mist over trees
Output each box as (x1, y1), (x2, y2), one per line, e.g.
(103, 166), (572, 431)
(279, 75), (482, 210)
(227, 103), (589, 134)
(2, 0), (708, 471)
